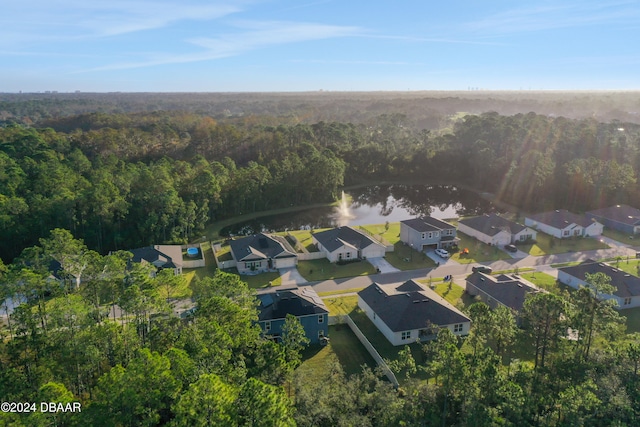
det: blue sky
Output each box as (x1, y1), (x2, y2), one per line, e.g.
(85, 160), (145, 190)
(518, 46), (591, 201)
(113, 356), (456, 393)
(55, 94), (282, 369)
(2, 0), (639, 92)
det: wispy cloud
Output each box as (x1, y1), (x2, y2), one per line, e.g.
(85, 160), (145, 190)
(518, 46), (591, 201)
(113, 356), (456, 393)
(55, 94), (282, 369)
(462, 1), (640, 35)
(82, 21), (364, 71)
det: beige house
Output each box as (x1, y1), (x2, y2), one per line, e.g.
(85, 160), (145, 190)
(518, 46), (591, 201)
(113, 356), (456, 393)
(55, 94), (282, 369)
(230, 233), (297, 274)
(312, 226), (386, 262)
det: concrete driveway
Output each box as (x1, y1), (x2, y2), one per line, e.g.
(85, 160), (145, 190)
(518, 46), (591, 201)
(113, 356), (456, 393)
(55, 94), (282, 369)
(425, 250), (460, 266)
(279, 267), (308, 285)
(367, 257), (400, 273)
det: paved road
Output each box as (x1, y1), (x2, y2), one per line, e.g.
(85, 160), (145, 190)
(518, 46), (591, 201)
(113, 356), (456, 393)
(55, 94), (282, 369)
(301, 241), (640, 294)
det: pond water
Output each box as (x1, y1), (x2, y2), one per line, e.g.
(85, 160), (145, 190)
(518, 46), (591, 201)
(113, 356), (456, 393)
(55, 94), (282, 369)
(219, 184), (496, 236)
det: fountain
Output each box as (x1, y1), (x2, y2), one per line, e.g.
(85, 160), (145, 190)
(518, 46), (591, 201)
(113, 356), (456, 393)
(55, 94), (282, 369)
(335, 191), (356, 225)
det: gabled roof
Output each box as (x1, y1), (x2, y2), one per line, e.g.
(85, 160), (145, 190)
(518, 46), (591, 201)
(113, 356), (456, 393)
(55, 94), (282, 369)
(358, 280), (470, 332)
(458, 213), (527, 236)
(558, 260), (640, 298)
(313, 226), (382, 253)
(527, 209), (595, 229)
(587, 204), (640, 226)
(230, 233), (297, 262)
(466, 272), (539, 312)
(257, 286), (328, 321)
(129, 245), (183, 269)
(401, 217), (455, 233)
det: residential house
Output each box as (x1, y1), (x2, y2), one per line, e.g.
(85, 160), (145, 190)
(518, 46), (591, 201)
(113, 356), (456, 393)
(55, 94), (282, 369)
(400, 217), (460, 251)
(525, 209), (603, 239)
(457, 214), (536, 246)
(465, 272), (540, 316)
(312, 226), (386, 263)
(256, 286), (329, 344)
(586, 204), (640, 236)
(357, 280), (471, 346)
(557, 260), (640, 309)
(230, 233), (297, 275)
(128, 245), (184, 275)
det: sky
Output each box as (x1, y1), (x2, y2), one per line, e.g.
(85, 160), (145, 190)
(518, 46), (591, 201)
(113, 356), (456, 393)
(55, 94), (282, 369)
(2, 0), (640, 92)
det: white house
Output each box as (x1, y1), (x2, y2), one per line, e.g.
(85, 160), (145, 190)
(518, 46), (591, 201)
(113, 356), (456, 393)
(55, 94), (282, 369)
(557, 260), (640, 309)
(457, 214), (536, 246)
(525, 209), (603, 239)
(357, 280), (471, 346)
(312, 226), (386, 263)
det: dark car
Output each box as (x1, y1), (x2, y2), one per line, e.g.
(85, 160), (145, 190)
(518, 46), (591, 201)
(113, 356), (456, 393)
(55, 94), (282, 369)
(505, 244), (518, 253)
(472, 265), (493, 274)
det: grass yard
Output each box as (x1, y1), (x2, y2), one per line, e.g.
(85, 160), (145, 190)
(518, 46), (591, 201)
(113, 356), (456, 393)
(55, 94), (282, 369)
(297, 258), (376, 281)
(275, 229), (329, 253)
(519, 272), (567, 295)
(385, 242), (437, 270)
(318, 288), (365, 297)
(237, 271), (282, 289)
(449, 232), (512, 264)
(621, 307), (640, 334)
(602, 227), (639, 244)
(516, 234), (608, 256)
(297, 324), (376, 379)
(359, 222), (400, 245)
(608, 258), (640, 276)
(323, 295), (359, 316)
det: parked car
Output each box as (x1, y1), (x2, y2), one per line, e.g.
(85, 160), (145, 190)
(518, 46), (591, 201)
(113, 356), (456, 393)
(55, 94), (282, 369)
(472, 265), (493, 274)
(505, 244), (518, 253)
(435, 248), (450, 258)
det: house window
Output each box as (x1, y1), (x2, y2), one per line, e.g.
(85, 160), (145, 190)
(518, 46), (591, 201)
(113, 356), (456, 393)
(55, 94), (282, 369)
(346, 252), (351, 258)
(428, 232), (433, 239)
(421, 233), (426, 239)
(453, 324), (464, 333)
(318, 330), (325, 339)
(265, 321), (271, 332)
(563, 230), (570, 236)
(318, 315), (324, 324)
(401, 331), (411, 340)
(624, 297), (632, 305)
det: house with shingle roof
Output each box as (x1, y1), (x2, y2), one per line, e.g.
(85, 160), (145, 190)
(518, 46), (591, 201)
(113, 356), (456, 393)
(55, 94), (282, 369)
(256, 286), (329, 344)
(557, 259), (640, 309)
(457, 214), (536, 246)
(400, 217), (459, 251)
(128, 245), (184, 275)
(465, 272), (540, 315)
(312, 226), (386, 263)
(525, 209), (603, 239)
(586, 204), (640, 236)
(230, 233), (297, 274)
(357, 280), (471, 345)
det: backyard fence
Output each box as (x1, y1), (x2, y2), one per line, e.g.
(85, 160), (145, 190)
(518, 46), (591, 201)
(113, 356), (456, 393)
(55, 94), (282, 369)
(345, 315), (399, 388)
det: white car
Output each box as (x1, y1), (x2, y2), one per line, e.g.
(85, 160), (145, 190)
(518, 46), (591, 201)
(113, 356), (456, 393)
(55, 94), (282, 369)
(435, 248), (450, 258)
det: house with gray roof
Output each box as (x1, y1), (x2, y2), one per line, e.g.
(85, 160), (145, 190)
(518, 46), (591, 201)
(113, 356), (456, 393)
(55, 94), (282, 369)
(230, 233), (297, 275)
(312, 226), (386, 263)
(557, 259), (640, 309)
(525, 209), (603, 239)
(465, 272), (540, 314)
(128, 245), (184, 275)
(400, 217), (459, 251)
(457, 214), (536, 247)
(357, 280), (471, 345)
(256, 286), (329, 344)
(586, 204), (640, 236)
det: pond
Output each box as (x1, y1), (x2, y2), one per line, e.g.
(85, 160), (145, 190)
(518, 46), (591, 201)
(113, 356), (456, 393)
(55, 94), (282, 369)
(219, 184), (496, 236)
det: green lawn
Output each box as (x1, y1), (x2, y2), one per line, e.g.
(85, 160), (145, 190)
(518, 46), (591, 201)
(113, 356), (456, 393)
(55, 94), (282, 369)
(621, 307), (640, 334)
(213, 243), (233, 262)
(297, 324), (376, 379)
(318, 288), (365, 297)
(297, 258), (376, 281)
(359, 222), (400, 245)
(384, 242), (436, 270)
(236, 271), (282, 289)
(519, 272), (565, 295)
(449, 232), (512, 264)
(183, 241), (218, 287)
(323, 295), (359, 316)
(275, 229), (329, 253)
(516, 233), (608, 256)
(608, 258), (640, 276)
(602, 227), (639, 244)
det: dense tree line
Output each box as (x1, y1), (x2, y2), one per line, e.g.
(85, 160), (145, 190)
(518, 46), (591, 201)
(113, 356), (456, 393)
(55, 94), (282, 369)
(3, 110), (640, 261)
